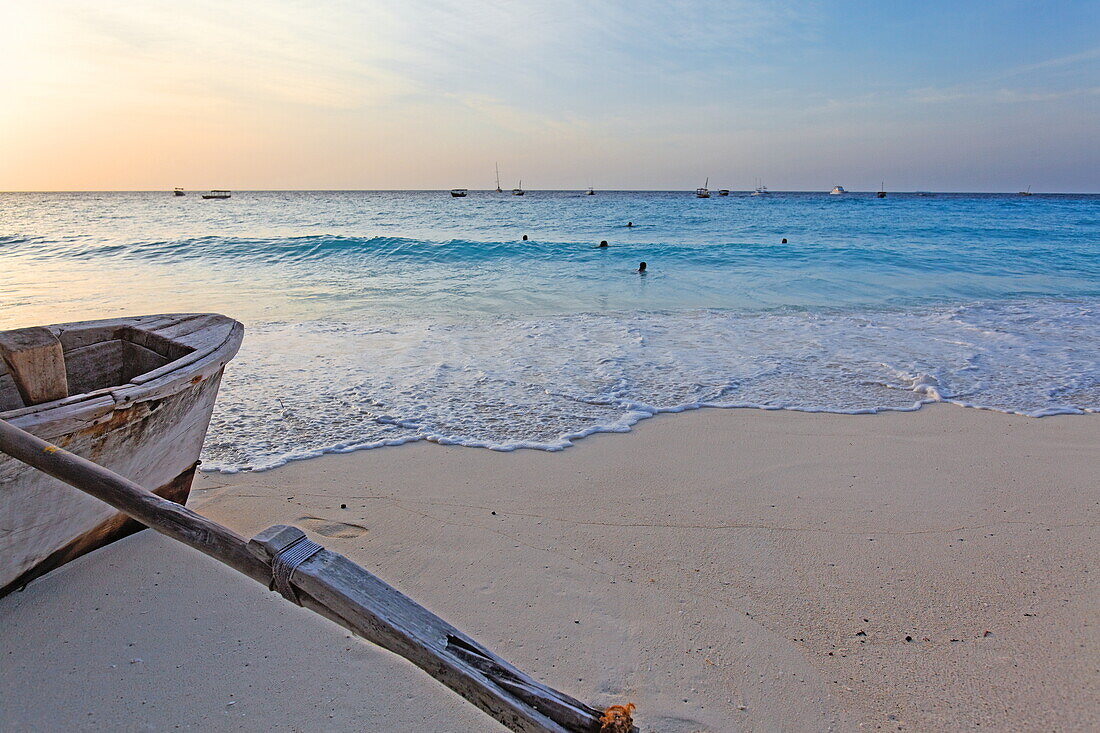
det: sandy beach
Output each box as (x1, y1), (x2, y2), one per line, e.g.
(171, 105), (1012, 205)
(2, 405), (1097, 731)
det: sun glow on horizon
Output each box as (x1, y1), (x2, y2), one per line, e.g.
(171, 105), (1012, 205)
(2, 1), (1098, 192)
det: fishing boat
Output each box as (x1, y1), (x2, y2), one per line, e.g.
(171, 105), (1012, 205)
(173, 187), (185, 196)
(876, 181), (887, 198)
(829, 185), (847, 195)
(695, 178), (710, 198)
(585, 187), (595, 195)
(202, 190), (231, 200)
(718, 189), (730, 196)
(495, 163), (503, 193)
(512, 181), (525, 196)
(0, 313), (243, 596)
(450, 188), (468, 197)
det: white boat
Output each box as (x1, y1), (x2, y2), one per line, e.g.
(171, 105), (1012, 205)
(0, 314), (243, 596)
(512, 181), (525, 196)
(695, 178), (710, 198)
(202, 190), (231, 200)
(585, 187), (595, 196)
(450, 189), (468, 197)
(752, 185), (769, 196)
(829, 185), (847, 195)
(173, 187), (185, 197)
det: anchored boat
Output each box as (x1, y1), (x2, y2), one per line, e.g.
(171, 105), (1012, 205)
(0, 313), (243, 596)
(450, 188), (468, 197)
(695, 178), (710, 198)
(202, 190), (231, 200)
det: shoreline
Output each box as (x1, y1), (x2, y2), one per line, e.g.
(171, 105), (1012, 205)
(200, 396), (1100, 475)
(2, 404), (1097, 730)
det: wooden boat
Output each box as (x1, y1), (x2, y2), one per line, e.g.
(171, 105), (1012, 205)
(0, 313), (243, 597)
(1018, 186), (1033, 196)
(173, 187), (185, 196)
(449, 188), (468, 197)
(512, 180), (525, 196)
(876, 181), (887, 198)
(718, 189), (730, 196)
(695, 178), (710, 198)
(202, 190), (231, 200)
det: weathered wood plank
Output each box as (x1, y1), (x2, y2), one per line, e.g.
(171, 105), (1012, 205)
(0, 327), (69, 406)
(248, 525), (617, 733)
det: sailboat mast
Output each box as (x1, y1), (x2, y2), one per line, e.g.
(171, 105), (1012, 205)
(495, 163), (502, 192)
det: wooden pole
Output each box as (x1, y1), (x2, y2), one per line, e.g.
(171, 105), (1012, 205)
(0, 418), (632, 733)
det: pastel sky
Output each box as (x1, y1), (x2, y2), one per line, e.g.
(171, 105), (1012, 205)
(2, 1), (1098, 191)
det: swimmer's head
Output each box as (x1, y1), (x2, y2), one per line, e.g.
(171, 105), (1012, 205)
(638, 261), (647, 272)
(599, 240), (609, 247)
(522, 234), (528, 241)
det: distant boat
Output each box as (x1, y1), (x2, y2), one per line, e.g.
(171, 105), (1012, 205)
(718, 189), (730, 196)
(512, 181), (525, 196)
(876, 181), (886, 198)
(450, 189), (468, 198)
(751, 182), (769, 196)
(1018, 186), (1033, 196)
(495, 163), (503, 193)
(695, 178), (710, 198)
(829, 185), (847, 195)
(585, 187), (595, 196)
(173, 187), (185, 197)
(201, 190), (231, 200)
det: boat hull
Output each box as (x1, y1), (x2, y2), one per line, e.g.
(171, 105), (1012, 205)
(0, 314), (242, 596)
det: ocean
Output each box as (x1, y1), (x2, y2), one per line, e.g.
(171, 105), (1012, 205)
(1, 190), (1097, 471)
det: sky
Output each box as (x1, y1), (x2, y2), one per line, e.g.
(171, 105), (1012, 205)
(1, 1), (1098, 192)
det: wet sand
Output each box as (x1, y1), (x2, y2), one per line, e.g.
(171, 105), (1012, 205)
(1, 405), (1097, 731)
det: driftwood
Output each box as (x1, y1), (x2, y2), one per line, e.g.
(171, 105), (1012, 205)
(0, 417), (635, 733)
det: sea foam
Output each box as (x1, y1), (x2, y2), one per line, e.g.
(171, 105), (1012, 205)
(201, 298), (1099, 472)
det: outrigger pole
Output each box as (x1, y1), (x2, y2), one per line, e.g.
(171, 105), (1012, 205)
(0, 418), (637, 733)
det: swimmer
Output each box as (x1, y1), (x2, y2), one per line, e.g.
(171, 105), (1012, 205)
(599, 240), (609, 247)
(626, 221), (633, 227)
(522, 234), (528, 241)
(781, 238), (787, 244)
(637, 261), (647, 273)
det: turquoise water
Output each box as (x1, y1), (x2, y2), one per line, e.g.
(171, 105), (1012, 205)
(1, 191), (1098, 470)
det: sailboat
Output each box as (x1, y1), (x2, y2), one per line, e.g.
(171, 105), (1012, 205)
(876, 181), (886, 198)
(1017, 185), (1033, 196)
(751, 179), (769, 196)
(585, 187), (595, 195)
(512, 180), (525, 196)
(695, 178), (710, 198)
(495, 163), (503, 193)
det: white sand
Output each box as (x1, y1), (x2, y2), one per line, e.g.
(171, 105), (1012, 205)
(2, 405), (1097, 731)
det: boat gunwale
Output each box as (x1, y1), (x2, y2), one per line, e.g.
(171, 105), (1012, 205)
(0, 314), (243, 431)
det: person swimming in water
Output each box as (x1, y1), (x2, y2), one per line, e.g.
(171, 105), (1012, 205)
(599, 240), (608, 247)
(626, 221), (633, 227)
(522, 234), (528, 241)
(637, 261), (646, 273)
(781, 238), (787, 244)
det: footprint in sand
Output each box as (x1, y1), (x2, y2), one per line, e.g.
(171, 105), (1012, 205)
(296, 515), (368, 539)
